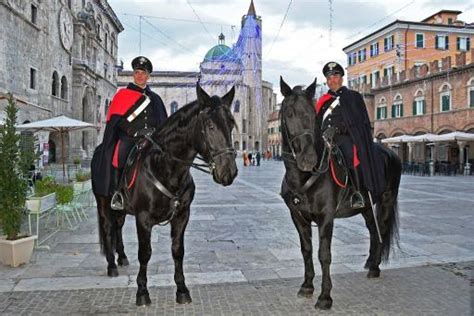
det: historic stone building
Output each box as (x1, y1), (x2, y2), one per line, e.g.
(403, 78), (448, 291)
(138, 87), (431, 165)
(0, 0), (122, 163)
(117, 1), (276, 153)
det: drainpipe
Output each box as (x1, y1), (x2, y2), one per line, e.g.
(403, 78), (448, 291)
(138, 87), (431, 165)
(404, 25), (410, 72)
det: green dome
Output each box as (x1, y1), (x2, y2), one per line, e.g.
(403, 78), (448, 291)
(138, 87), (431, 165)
(204, 44), (240, 62)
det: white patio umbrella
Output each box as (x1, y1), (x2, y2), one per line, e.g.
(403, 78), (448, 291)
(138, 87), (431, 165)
(16, 115), (98, 179)
(428, 131), (474, 142)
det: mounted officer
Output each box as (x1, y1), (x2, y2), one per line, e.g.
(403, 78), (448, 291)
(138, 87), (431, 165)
(91, 56), (168, 210)
(315, 61), (386, 208)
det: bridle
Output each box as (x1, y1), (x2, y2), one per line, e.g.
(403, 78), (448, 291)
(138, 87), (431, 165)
(280, 106), (315, 162)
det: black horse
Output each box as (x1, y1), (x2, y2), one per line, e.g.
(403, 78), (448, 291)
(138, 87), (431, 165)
(279, 77), (401, 309)
(92, 84), (238, 306)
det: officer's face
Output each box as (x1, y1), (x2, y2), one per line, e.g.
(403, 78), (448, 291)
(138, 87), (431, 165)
(326, 74), (343, 91)
(133, 69), (150, 87)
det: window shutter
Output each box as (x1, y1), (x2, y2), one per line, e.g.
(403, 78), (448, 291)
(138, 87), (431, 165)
(391, 35), (394, 48)
(467, 38), (471, 51)
(422, 100), (426, 114)
(470, 90), (474, 107)
(391, 105), (396, 118)
(400, 104), (403, 117)
(445, 36), (449, 49)
(457, 37), (460, 50)
(413, 101), (417, 115)
(384, 38), (388, 51)
(435, 35), (439, 49)
(376, 108), (380, 120)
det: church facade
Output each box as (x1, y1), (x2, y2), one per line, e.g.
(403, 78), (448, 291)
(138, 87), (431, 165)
(117, 1), (276, 153)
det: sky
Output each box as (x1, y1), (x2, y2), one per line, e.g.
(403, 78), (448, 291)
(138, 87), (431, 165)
(108, 0), (473, 98)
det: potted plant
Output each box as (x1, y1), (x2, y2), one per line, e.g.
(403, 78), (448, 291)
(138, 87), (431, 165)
(73, 170), (91, 192)
(0, 94), (37, 267)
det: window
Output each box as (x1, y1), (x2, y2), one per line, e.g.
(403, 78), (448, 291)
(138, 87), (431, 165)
(358, 48), (366, 63)
(242, 119), (247, 133)
(470, 89), (474, 108)
(413, 99), (425, 115)
(457, 37), (470, 51)
(30, 68), (37, 90)
(415, 33), (424, 48)
(348, 52), (357, 66)
(391, 95), (403, 118)
(448, 18), (453, 24)
(468, 78), (474, 108)
(376, 105), (387, 120)
(435, 35), (449, 50)
(359, 75), (367, 85)
(371, 71), (380, 88)
(68, 0), (72, 9)
(170, 101), (178, 113)
(51, 71), (59, 96)
(104, 63), (108, 79)
(383, 66), (394, 78)
(61, 76), (68, 100)
(384, 35), (394, 51)
(439, 83), (451, 112)
(233, 100), (240, 113)
(31, 5), (38, 24)
(370, 42), (379, 57)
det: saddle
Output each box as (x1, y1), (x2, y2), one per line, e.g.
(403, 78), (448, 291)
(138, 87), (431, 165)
(121, 137), (151, 191)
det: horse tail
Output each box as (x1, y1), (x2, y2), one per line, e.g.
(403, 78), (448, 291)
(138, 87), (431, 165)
(378, 147), (402, 262)
(96, 194), (117, 256)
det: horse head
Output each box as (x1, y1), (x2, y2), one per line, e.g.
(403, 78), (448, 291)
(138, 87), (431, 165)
(195, 83), (238, 186)
(280, 76), (318, 172)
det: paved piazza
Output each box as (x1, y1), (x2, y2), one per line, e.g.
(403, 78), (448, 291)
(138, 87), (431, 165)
(0, 160), (473, 314)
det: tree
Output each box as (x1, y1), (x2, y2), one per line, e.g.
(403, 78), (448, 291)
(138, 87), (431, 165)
(0, 94), (28, 240)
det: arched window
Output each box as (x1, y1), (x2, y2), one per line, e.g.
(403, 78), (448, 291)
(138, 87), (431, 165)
(51, 71), (59, 96)
(439, 82), (451, 112)
(110, 33), (115, 55)
(413, 88), (425, 116)
(170, 101), (178, 114)
(60, 76), (68, 100)
(467, 77), (474, 108)
(68, 0), (72, 9)
(391, 94), (403, 118)
(376, 97), (387, 120)
(233, 100), (240, 113)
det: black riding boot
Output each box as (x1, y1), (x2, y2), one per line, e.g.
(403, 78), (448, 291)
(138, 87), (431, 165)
(350, 168), (365, 209)
(110, 168), (124, 211)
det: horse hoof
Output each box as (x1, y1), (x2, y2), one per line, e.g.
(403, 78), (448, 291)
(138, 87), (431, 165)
(367, 269), (381, 278)
(117, 257), (129, 267)
(176, 291), (192, 304)
(297, 287), (314, 298)
(315, 297), (333, 310)
(107, 267), (119, 277)
(136, 293), (152, 306)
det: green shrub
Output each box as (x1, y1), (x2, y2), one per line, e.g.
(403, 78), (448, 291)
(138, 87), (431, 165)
(0, 94), (28, 240)
(34, 176), (57, 197)
(55, 185), (74, 205)
(75, 171), (91, 182)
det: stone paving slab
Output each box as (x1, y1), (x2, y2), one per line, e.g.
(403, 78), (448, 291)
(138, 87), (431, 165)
(1, 161), (473, 295)
(0, 262), (471, 315)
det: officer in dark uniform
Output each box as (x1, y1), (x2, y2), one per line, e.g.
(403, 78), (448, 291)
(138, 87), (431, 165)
(315, 62), (386, 208)
(91, 56), (168, 210)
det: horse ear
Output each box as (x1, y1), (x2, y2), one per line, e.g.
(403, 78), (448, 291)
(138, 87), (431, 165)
(222, 86), (235, 108)
(196, 83), (211, 109)
(305, 78), (317, 101)
(280, 76), (292, 98)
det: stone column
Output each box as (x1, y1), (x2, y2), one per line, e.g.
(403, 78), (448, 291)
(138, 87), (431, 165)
(407, 142), (414, 162)
(458, 141), (466, 173)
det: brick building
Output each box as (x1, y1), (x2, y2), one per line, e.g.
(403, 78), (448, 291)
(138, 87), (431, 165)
(342, 10), (474, 170)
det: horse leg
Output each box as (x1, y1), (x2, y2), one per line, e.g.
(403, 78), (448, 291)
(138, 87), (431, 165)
(361, 210), (382, 278)
(289, 210), (314, 298)
(135, 215), (153, 306)
(96, 196), (119, 277)
(315, 218), (334, 310)
(171, 208), (192, 304)
(115, 213), (129, 266)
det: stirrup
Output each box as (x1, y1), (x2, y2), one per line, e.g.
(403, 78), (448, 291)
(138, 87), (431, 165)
(111, 191), (124, 210)
(350, 191), (365, 209)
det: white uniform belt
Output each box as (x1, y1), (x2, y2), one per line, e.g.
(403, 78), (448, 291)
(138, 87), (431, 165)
(322, 97), (340, 124)
(126, 96), (150, 122)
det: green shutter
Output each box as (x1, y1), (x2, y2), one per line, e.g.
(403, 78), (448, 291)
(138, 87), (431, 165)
(413, 101), (417, 115)
(376, 108), (380, 120)
(391, 105), (396, 118)
(467, 38), (471, 51)
(400, 104), (403, 117)
(457, 37), (460, 50)
(470, 90), (474, 107)
(422, 100), (426, 114)
(445, 36), (449, 49)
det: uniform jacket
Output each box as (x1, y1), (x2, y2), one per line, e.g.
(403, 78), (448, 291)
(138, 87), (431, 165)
(91, 83), (168, 196)
(316, 86), (386, 200)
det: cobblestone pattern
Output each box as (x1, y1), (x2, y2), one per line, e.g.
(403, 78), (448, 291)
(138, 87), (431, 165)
(0, 262), (471, 315)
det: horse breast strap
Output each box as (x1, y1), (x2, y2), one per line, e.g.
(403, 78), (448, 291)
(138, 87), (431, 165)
(322, 96), (340, 124)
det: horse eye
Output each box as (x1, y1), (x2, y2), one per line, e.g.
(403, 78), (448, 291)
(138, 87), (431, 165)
(208, 123), (215, 130)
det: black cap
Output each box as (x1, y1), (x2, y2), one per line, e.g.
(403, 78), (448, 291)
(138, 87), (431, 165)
(131, 56), (153, 73)
(323, 61), (344, 77)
